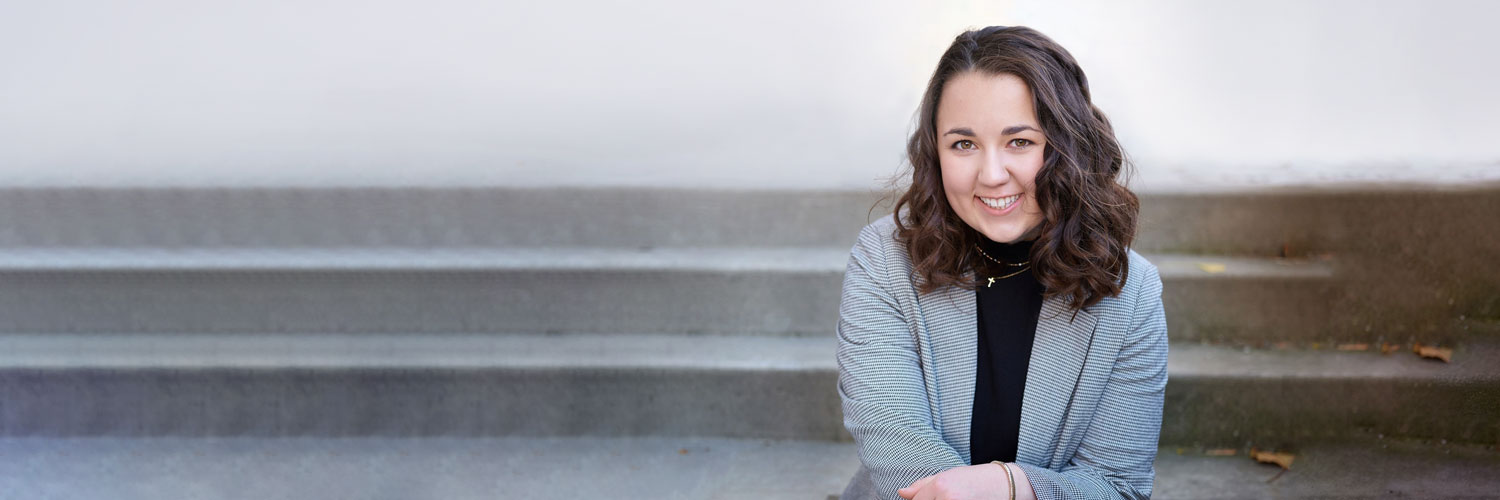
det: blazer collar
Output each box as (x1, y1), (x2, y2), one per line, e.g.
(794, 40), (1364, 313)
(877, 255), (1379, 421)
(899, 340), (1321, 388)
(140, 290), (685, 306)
(925, 281), (1099, 469)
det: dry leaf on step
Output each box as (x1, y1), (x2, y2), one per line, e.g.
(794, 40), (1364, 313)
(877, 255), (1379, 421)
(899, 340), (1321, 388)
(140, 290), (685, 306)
(1412, 342), (1452, 362)
(1337, 343), (1370, 351)
(1196, 262), (1227, 273)
(1250, 448), (1295, 469)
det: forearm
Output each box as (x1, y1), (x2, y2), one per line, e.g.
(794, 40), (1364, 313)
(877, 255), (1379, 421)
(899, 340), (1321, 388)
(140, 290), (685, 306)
(1009, 460), (1151, 500)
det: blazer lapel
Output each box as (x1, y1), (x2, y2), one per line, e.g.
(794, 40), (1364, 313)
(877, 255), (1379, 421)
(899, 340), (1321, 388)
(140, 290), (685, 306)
(917, 280), (1098, 469)
(916, 281), (982, 462)
(1016, 294), (1098, 469)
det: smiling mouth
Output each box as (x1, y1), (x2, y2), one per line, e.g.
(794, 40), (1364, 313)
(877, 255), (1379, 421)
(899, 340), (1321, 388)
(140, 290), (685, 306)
(978, 194), (1021, 211)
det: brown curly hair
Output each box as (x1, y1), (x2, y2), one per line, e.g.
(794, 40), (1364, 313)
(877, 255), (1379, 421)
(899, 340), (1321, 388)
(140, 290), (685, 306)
(889, 25), (1139, 312)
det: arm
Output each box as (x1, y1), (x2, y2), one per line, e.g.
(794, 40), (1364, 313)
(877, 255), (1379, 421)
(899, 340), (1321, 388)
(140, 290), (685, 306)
(836, 224), (968, 499)
(1010, 262), (1168, 500)
(1008, 462), (1039, 500)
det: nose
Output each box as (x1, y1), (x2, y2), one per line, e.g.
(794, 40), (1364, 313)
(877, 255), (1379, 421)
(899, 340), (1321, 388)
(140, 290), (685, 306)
(978, 150), (1011, 187)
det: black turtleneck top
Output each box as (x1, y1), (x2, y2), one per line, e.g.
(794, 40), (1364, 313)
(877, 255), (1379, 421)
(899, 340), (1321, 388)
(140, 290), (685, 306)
(969, 235), (1045, 465)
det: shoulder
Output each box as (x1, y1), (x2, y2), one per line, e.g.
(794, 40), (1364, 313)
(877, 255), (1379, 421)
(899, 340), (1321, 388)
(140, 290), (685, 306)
(848, 212), (910, 268)
(1075, 249), (1162, 322)
(1078, 249), (1166, 345)
(847, 214), (1161, 310)
(853, 212), (901, 250)
(1124, 249), (1162, 295)
(843, 213), (920, 297)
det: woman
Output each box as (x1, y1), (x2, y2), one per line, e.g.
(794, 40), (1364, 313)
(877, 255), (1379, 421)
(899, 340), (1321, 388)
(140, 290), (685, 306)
(836, 26), (1167, 500)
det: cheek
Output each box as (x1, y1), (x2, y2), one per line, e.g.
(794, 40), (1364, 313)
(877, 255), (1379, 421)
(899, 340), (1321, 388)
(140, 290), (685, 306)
(1021, 153), (1045, 209)
(1019, 152), (1045, 189)
(938, 158), (968, 200)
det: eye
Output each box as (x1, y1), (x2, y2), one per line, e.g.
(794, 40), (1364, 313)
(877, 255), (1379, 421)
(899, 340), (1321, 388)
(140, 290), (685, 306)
(951, 139), (977, 151)
(1008, 138), (1034, 148)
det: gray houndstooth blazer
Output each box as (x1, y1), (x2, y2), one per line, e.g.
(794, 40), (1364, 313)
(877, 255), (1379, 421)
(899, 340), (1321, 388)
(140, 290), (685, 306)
(837, 213), (1167, 500)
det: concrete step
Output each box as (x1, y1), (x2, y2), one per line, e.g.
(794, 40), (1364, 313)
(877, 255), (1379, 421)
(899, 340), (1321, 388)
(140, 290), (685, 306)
(1151, 438), (1500, 500)
(2, 186), (1491, 339)
(0, 248), (1354, 343)
(2, 435), (1496, 500)
(5, 333), (1496, 446)
(1162, 340), (1500, 448)
(2, 185), (1495, 255)
(0, 436), (861, 500)
(0, 187), (890, 249)
(0, 332), (841, 439)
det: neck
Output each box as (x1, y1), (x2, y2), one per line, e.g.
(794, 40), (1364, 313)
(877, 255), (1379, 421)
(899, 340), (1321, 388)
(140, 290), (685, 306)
(977, 232), (1034, 263)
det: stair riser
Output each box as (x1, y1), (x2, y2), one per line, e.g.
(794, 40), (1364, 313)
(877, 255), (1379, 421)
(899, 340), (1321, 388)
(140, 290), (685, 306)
(7, 368), (1495, 446)
(1, 368), (844, 440)
(1164, 278), (1340, 344)
(2, 187), (1495, 256)
(0, 269), (843, 335)
(1161, 378), (1500, 448)
(0, 188), (891, 249)
(0, 270), (1348, 342)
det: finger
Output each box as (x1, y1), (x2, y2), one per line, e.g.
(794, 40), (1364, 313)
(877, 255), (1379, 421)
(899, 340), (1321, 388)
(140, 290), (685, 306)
(912, 479), (940, 500)
(898, 475), (935, 499)
(896, 479), (919, 498)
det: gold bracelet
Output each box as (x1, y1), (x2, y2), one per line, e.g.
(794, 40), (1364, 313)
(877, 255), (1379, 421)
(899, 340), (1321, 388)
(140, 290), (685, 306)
(989, 461), (1016, 500)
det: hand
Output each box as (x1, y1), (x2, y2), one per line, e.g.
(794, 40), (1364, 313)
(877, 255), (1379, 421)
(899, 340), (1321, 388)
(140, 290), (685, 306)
(896, 463), (1013, 500)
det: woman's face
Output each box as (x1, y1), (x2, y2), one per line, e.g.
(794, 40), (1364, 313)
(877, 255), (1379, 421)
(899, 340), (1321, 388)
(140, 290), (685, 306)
(936, 71), (1046, 244)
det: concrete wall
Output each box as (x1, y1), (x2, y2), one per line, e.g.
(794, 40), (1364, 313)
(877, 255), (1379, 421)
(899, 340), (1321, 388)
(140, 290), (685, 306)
(1, 0), (1495, 191)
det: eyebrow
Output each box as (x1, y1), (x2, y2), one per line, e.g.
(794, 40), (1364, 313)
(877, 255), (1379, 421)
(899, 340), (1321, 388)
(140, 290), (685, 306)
(942, 125), (1041, 136)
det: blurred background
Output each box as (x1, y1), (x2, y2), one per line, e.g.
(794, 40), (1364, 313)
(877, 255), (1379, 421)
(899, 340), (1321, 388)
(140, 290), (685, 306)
(1, 1), (1497, 499)
(4, 0), (1498, 190)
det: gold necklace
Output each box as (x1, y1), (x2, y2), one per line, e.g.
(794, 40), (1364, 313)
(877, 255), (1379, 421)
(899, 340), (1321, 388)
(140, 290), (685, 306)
(985, 266), (1031, 287)
(974, 243), (1027, 267)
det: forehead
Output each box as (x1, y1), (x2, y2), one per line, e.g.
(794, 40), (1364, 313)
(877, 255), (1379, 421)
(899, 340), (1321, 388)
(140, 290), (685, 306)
(936, 72), (1038, 131)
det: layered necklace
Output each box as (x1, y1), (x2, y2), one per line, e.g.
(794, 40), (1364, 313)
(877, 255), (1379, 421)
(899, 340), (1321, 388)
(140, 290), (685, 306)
(974, 243), (1031, 288)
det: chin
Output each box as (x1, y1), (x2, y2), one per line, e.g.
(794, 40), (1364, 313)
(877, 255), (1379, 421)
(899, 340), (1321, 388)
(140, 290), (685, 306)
(978, 220), (1041, 244)
(982, 230), (1024, 244)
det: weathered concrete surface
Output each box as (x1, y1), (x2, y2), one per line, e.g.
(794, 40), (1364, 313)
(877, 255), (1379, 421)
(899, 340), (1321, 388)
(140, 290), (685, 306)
(4, 333), (1497, 446)
(0, 248), (1335, 342)
(1, 436), (1496, 500)
(1150, 438), (1500, 500)
(0, 185), (1492, 341)
(0, 185), (1493, 253)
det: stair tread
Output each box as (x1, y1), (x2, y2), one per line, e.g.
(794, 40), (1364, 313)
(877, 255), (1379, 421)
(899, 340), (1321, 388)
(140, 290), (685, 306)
(0, 246), (853, 272)
(0, 247), (1334, 279)
(3, 333), (1494, 382)
(1168, 341), (1500, 380)
(0, 333), (835, 370)
(1, 435), (1496, 500)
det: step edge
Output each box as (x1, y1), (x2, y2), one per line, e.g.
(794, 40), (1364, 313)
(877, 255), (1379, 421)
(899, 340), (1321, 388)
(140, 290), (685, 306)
(2, 333), (1494, 382)
(0, 248), (1333, 279)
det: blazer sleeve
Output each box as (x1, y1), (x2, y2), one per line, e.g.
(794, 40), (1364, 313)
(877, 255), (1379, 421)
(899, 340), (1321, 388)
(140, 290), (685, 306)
(836, 223), (968, 500)
(1010, 261), (1168, 500)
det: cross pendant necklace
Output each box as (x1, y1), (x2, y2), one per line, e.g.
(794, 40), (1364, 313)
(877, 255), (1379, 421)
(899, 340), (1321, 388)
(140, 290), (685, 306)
(986, 266), (1031, 287)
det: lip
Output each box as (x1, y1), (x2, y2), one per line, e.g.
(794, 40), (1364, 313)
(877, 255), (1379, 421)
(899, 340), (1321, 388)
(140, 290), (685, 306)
(976, 195), (1021, 216)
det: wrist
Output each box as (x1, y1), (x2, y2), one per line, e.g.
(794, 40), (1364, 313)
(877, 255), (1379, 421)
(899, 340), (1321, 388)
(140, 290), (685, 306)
(988, 460), (1017, 500)
(1004, 462), (1038, 500)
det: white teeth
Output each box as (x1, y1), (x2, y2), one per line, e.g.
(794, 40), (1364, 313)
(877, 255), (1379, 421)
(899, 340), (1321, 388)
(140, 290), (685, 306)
(980, 195), (1020, 210)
